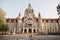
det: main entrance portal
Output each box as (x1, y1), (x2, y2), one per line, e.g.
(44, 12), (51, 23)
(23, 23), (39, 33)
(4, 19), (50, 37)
(28, 29), (32, 33)
(23, 29), (37, 33)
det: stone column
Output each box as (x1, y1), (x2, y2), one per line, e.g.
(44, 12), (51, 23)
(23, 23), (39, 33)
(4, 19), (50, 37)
(36, 29), (37, 33)
(32, 29), (33, 33)
(13, 29), (15, 34)
(23, 29), (24, 33)
(27, 29), (28, 33)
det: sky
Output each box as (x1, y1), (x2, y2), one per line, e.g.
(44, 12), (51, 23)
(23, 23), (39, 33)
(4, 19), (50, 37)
(0, 0), (60, 18)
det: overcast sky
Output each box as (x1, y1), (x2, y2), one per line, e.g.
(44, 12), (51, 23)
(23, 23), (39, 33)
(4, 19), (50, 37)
(0, 0), (60, 18)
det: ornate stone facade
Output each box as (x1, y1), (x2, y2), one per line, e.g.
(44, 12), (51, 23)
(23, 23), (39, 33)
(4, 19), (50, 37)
(6, 3), (60, 34)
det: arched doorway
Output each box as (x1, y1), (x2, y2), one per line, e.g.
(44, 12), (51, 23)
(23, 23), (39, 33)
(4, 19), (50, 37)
(33, 29), (36, 33)
(24, 29), (27, 33)
(28, 29), (32, 33)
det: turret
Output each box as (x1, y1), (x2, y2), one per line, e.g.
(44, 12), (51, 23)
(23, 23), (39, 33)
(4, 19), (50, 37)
(25, 3), (34, 13)
(24, 3), (34, 17)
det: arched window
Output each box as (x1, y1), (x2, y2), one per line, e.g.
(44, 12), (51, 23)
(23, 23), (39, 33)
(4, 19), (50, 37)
(28, 24), (32, 27)
(55, 20), (58, 23)
(24, 29), (27, 33)
(46, 20), (48, 23)
(51, 20), (53, 23)
(33, 29), (36, 33)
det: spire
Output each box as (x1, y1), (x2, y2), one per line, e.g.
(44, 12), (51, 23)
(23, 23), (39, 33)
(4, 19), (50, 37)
(25, 3), (34, 13)
(18, 12), (21, 18)
(28, 3), (32, 8)
(19, 12), (20, 17)
(38, 12), (41, 17)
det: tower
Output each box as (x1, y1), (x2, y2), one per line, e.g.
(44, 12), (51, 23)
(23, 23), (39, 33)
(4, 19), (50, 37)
(17, 12), (21, 22)
(57, 3), (60, 34)
(16, 12), (21, 33)
(38, 12), (42, 34)
(24, 3), (34, 18)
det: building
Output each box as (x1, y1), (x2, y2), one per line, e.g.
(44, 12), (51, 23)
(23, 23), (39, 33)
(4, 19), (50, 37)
(6, 3), (60, 34)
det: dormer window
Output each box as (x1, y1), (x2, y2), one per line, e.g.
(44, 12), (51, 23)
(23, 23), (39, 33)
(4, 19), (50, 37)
(11, 19), (14, 23)
(51, 20), (53, 23)
(55, 20), (58, 23)
(46, 20), (48, 23)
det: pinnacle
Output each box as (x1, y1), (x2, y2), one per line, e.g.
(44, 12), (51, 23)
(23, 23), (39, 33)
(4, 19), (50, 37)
(28, 3), (31, 8)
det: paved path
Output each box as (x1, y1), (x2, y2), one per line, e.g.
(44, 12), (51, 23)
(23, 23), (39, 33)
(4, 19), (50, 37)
(0, 35), (60, 40)
(0, 33), (38, 36)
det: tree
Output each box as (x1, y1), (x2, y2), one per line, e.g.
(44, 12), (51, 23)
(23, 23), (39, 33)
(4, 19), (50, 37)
(0, 8), (6, 17)
(0, 24), (9, 34)
(0, 8), (6, 25)
(0, 8), (8, 34)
